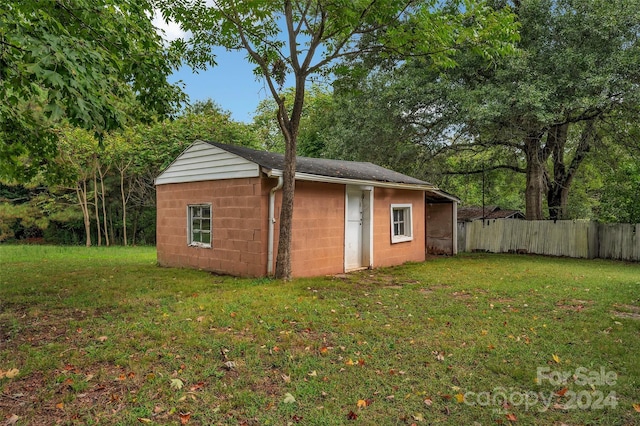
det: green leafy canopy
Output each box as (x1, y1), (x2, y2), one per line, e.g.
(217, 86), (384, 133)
(1, 0), (186, 180)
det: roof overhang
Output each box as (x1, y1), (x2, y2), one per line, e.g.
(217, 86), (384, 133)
(264, 168), (459, 202)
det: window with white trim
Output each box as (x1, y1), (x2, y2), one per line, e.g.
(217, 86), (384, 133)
(390, 204), (413, 243)
(188, 204), (212, 247)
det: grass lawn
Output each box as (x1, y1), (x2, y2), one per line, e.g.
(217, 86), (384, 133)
(1, 246), (639, 425)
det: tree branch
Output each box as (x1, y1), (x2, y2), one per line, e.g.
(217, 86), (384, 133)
(443, 164), (527, 175)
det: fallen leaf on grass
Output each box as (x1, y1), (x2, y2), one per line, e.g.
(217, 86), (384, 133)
(137, 418), (152, 423)
(281, 374), (291, 383)
(179, 412), (191, 424)
(97, 336), (108, 342)
(189, 382), (205, 391)
(55, 402), (64, 410)
(356, 399), (369, 409)
(283, 393), (296, 404)
(433, 351), (445, 362)
(308, 370), (317, 377)
(347, 411), (358, 420)
(412, 413), (424, 422)
(455, 393), (465, 403)
(552, 354), (561, 364)
(556, 387), (568, 397)
(5, 414), (19, 425)
(170, 378), (184, 390)
(506, 413), (517, 422)
(633, 403), (640, 413)
(345, 358), (355, 366)
(0, 368), (19, 379)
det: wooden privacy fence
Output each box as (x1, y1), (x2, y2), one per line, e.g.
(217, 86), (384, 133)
(458, 220), (640, 261)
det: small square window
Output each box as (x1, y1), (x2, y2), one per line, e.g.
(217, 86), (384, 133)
(188, 204), (212, 247)
(390, 204), (413, 243)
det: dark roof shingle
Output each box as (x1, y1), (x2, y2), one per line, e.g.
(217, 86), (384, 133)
(206, 141), (431, 186)
(457, 205), (525, 221)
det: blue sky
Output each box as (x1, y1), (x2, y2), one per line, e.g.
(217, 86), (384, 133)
(169, 49), (271, 123)
(153, 13), (276, 123)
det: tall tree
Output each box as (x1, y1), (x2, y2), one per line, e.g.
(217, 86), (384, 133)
(156, 0), (517, 279)
(328, 0), (640, 220)
(0, 0), (185, 180)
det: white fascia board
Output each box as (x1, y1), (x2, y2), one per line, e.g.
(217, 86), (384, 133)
(425, 189), (460, 203)
(264, 168), (446, 193)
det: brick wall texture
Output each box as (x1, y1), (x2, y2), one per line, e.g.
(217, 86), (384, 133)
(156, 178), (269, 277)
(373, 187), (426, 268)
(157, 178), (432, 277)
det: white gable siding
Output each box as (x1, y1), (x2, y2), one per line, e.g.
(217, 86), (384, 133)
(155, 141), (260, 185)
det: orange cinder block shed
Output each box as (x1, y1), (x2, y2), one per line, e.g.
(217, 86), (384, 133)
(155, 141), (458, 277)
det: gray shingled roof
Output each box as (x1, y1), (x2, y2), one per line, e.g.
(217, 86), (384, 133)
(205, 141), (432, 186)
(457, 205), (525, 221)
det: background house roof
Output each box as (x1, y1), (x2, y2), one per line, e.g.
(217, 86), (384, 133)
(457, 205), (525, 221)
(205, 141), (431, 186)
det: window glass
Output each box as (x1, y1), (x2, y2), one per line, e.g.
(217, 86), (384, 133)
(390, 204), (413, 243)
(188, 204), (212, 247)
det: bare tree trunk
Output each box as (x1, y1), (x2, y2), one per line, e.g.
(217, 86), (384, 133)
(118, 164), (133, 246)
(93, 171), (101, 246)
(524, 133), (546, 220)
(274, 73), (305, 280)
(274, 136), (297, 279)
(121, 171), (128, 246)
(77, 180), (92, 247)
(547, 121), (594, 220)
(98, 166), (110, 246)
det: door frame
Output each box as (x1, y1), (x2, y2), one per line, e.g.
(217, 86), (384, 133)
(344, 185), (373, 272)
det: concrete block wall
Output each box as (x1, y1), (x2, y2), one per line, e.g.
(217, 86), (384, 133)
(156, 178), (268, 277)
(372, 188), (426, 267)
(273, 181), (346, 277)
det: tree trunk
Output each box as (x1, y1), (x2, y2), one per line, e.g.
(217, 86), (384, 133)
(274, 74), (305, 280)
(121, 170), (128, 246)
(99, 166), (110, 246)
(274, 137), (297, 279)
(93, 171), (101, 246)
(524, 133), (546, 220)
(547, 121), (594, 220)
(547, 123), (570, 220)
(77, 180), (91, 247)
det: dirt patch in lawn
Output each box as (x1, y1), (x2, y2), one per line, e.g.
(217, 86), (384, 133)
(555, 299), (593, 312)
(612, 304), (640, 320)
(0, 363), (143, 425)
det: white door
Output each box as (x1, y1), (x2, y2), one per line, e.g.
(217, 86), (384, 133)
(345, 186), (372, 271)
(345, 187), (363, 270)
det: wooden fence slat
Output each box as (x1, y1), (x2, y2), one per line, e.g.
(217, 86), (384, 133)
(461, 220), (639, 261)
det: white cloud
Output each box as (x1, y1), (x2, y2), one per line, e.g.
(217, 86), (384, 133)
(152, 11), (189, 43)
